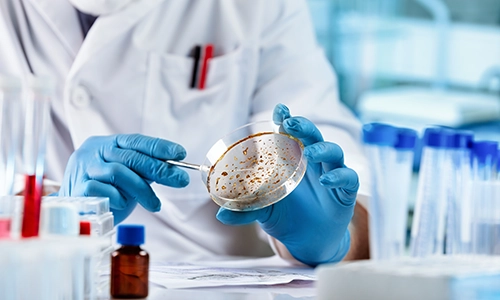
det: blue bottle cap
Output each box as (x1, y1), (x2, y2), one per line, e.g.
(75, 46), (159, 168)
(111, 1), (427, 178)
(472, 141), (498, 165)
(394, 128), (418, 149)
(362, 123), (397, 146)
(423, 127), (455, 148)
(452, 130), (474, 149)
(117, 224), (145, 246)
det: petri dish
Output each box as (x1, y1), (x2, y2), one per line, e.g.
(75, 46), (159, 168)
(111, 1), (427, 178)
(200, 121), (307, 211)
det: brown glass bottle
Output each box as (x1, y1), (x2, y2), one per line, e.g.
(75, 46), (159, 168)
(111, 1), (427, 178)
(110, 224), (149, 299)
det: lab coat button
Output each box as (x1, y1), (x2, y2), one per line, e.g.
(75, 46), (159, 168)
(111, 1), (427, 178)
(72, 86), (91, 108)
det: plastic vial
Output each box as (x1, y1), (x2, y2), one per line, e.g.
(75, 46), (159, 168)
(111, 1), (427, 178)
(21, 76), (55, 238)
(445, 130), (474, 255)
(110, 224), (149, 299)
(362, 123), (398, 260)
(410, 127), (455, 257)
(471, 141), (498, 255)
(0, 76), (22, 197)
(391, 128), (418, 256)
(0, 76), (22, 240)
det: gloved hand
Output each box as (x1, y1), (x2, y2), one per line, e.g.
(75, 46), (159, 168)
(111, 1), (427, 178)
(216, 104), (359, 266)
(56, 134), (189, 224)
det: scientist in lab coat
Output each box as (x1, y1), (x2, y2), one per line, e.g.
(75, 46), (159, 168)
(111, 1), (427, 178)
(0, 0), (370, 266)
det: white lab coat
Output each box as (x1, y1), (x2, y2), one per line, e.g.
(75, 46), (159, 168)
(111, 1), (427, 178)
(0, 0), (370, 261)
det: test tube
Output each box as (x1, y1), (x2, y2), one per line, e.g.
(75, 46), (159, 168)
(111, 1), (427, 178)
(470, 140), (498, 255)
(494, 149), (500, 254)
(391, 128), (418, 256)
(362, 122), (398, 260)
(0, 76), (22, 239)
(497, 148), (500, 180)
(410, 127), (455, 257)
(0, 76), (22, 196)
(445, 130), (474, 255)
(21, 76), (54, 238)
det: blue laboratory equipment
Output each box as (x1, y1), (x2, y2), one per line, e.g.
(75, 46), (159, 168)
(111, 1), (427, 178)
(392, 128), (418, 256)
(363, 123), (400, 260)
(472, 141), (497, 181)
(410, 127), (455, 257)
(495, 148), (500, 254)
(471, 141), (498, 255)
(497, 148), (500, 180)
(445, 130), (474, 255)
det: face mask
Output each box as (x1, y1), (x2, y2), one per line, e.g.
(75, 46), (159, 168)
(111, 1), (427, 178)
(68, 0), (136, 15)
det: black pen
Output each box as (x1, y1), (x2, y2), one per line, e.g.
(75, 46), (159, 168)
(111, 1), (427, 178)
(190, 45), (202, 88)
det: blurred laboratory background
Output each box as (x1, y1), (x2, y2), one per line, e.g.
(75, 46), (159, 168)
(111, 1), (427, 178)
(306, 0), (500, 246)
(307, 0), (500, 138)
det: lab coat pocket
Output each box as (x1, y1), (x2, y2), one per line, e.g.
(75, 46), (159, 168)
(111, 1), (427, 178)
(144, 46), (247, 129)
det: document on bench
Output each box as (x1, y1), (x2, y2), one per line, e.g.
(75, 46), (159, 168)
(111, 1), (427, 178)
(148, 255), (316, 289)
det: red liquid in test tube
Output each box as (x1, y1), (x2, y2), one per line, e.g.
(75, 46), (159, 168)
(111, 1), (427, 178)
(20, 76), (54, 238)
(0, 218), (11, 238)
(21, 174), (43, 238)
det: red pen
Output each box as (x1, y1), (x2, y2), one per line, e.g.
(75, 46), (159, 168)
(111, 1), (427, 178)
(198, 44), (213, 90)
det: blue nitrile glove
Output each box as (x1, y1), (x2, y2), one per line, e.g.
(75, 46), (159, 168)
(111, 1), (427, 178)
(56, 134), (189, 224)
(216, 104), (359, 266)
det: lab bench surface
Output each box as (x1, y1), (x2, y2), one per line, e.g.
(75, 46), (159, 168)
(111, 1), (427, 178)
(100, 280), (316, 300)
(98, 255), (317, 300)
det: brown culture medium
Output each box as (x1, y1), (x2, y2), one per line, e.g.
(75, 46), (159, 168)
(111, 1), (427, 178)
(206, 131), (306, 211)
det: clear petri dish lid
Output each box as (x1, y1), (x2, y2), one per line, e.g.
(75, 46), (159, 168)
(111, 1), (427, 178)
(202, 120), (307, 211)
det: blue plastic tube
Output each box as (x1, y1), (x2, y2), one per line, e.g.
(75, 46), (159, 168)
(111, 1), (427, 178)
(445, 130), (474, 255)
(390, 128), (418, 257)
(363, 123), (397, 260)
(410, 127), (455, 257)
(363, 123), (419, 260)
(471, 141), (498, 255)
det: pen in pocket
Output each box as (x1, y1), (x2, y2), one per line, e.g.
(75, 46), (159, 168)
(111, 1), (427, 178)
(190, 45), (201, 89)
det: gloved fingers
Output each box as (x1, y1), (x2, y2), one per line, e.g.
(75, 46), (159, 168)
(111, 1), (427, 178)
(114, 134), (187, 161)
(216, 206), (272, 225)
(304, 141), (344, 171)
(104, 147), (190, 187)
(319, 168), (359, 205)
(79, 180), (127, 210)
(88, 162), (162, 212)
(272, 104), (324, 146)
(281, 117), (324, 147)
(272, 103), (292, 124)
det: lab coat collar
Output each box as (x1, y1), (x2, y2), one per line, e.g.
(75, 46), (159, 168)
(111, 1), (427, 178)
(68, 0), (163, 80)
(25, 0), (83, 57)
(68, 0), (136, 16)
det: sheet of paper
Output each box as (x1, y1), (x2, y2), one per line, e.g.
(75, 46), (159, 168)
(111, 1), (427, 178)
(148, 256), (316, 289)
